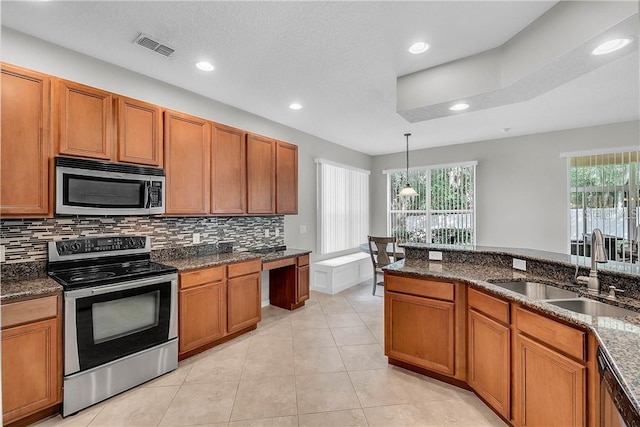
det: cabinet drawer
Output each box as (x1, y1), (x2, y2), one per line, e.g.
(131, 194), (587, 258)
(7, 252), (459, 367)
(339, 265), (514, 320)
(1, 295), (59, 329)
(515, 306), (585, 361)
(297, 255), (309, 267)
(228, 259), (262, 278)
(468, 288), (510, 324)
(262, 257), (295, 271)
(180, 266), (226, 289)
(385, 275), (454, 301)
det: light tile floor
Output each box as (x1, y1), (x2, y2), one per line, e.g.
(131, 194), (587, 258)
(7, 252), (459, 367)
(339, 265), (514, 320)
(36, 281), (508, 427)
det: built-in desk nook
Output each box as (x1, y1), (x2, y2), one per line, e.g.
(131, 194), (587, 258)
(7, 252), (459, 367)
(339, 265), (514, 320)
(263, 253), (310, 310)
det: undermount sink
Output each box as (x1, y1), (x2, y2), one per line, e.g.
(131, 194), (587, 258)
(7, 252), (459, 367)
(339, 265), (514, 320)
(545, 298), (638, 318)
(489, 281), (579, 300)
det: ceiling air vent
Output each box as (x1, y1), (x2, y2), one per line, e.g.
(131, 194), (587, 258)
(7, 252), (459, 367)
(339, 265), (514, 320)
(133, 33), (175, 57)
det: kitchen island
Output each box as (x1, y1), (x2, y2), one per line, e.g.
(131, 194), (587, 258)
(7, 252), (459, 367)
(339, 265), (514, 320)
(384, 243), (639, 426)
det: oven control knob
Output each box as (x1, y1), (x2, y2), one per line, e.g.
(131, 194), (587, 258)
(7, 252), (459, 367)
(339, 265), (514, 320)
(58, 243), (69, 254)
(71, 243), (81, 253)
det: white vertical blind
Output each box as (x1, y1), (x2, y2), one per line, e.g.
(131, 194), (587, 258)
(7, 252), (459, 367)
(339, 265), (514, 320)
(317, 160), (370, 254)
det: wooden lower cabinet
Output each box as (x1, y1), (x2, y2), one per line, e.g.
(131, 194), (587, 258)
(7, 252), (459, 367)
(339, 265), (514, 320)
(468, 309), (510, 420)
(385, 291), (455, 375)
(515, 333), (586, 427)
(227, 272), (261, 333)
(179, 260), (262, 359)
(1, 295), (61, 425)
(296, 264), (310, 304)
(179, 281), (226, 354)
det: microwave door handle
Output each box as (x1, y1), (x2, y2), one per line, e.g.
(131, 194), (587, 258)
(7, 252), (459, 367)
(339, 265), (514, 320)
(144, 181), (151, 208)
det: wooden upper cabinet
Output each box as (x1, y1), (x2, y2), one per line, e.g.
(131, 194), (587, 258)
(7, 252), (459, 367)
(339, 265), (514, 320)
(0, 64), (52, 217)
(276, 140), (298, 214)
(211, 124), (246, 214)
(56, 79), (113, 160)
(116, 96), (163, 167)
(164, 110), (211, 215)
(246, 133), (276, 214)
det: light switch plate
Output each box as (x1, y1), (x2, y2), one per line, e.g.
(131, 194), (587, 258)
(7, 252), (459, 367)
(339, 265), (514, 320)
(192, 233), (201, 244)
(275, 229), (280, 237)
(299, 225), (307, 234)
(0, 245), (5, 263)
(429, 251), (443, 261)
(513, 258), (527, 271)
(265, 229), (270, 238)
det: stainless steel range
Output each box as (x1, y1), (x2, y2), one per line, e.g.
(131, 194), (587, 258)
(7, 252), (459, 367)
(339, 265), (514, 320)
(48, 236), (178, 417)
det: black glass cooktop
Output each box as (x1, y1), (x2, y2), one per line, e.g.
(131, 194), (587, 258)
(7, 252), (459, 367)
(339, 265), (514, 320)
(49, 259), (177, 290)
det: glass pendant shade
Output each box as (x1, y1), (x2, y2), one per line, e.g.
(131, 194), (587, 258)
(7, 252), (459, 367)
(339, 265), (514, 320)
(399, 184), (418, 197)
(400, 133), (417, 197)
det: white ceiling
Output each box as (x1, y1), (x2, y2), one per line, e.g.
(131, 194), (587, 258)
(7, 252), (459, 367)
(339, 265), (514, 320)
(1, 1), (638, 156)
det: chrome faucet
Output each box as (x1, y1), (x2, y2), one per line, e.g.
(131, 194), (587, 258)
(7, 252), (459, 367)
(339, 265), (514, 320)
(576, 228), (608, 294)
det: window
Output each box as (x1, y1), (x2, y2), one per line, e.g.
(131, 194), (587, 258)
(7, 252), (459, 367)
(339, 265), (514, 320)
(567, 149), (639, 264)
(316, 159), (370, 254)
(386, 162), (476, 245)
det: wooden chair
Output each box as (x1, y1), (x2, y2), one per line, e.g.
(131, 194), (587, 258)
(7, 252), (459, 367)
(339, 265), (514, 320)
(368, 235), (397, 296)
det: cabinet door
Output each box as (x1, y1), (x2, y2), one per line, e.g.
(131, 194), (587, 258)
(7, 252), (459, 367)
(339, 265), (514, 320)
(2, 318), (60, 424)
(276, 141), (298, 214)
(227, 272), (261, 333)
(1, 65), (51, 217)
(164, 110), (211, 215)
(56, 79), (113, 160)
(385, 291), (455, 375)
(515, 334), (586, 427)
(179, 281), (226, 354)
(116, 96), (163, 166)
(246, 133), (276, 214)
(468, 309), (510, 420)
(296, 264), (310, 304)
(211, 124), (246, 214)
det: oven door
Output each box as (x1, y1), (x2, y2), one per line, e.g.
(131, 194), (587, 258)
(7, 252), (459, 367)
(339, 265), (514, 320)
(64, 274), (177, 375)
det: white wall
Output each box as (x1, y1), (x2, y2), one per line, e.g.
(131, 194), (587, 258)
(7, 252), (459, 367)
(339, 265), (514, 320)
(371, 121), (640, 254)
(1, 28), (372, 262)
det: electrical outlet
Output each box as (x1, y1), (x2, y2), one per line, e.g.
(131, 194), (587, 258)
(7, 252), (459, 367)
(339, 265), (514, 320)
(513, 258), (527, 271)
(0, 245), (5, 263)
(299, 225), (307, 234)
(265, 229), (270, 238)
(192, 233), (201, 244)
(275, 228), (280, 237)
(428, 251), (443, 261)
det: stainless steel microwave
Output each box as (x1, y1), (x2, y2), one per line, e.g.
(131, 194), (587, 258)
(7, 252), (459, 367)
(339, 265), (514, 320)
(55, 157), (165, 216)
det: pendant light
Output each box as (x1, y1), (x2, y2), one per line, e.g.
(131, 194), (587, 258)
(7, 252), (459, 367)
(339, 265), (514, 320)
(399, 133), (418, 197)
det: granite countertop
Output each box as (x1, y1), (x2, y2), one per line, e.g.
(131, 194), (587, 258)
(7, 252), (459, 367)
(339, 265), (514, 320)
(385, 258), (640, 414)
(1, 274), (62, 302)
(161, 251), (262, 272)
(401, 242), (640, 277)
(162, 248), (311, 272)
(1, 248), (312, 302)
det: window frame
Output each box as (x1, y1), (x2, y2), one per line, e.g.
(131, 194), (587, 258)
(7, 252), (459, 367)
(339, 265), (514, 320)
(384, 161), (477, 245)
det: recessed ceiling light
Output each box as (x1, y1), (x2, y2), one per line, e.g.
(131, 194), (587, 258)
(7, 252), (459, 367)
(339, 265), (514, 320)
(195, 61), (214, 71)
(592, 38), (631, 55)
(408, 42), (429, 54)
(289, 103), (303, 110)
(449, 103), (469, 111)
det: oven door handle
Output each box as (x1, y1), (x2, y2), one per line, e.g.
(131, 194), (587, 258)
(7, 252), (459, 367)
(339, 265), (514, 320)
(65, 273), (178, 298)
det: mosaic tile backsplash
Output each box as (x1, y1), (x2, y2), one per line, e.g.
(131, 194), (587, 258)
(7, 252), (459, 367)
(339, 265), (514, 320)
(0, 216), (284, 264)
